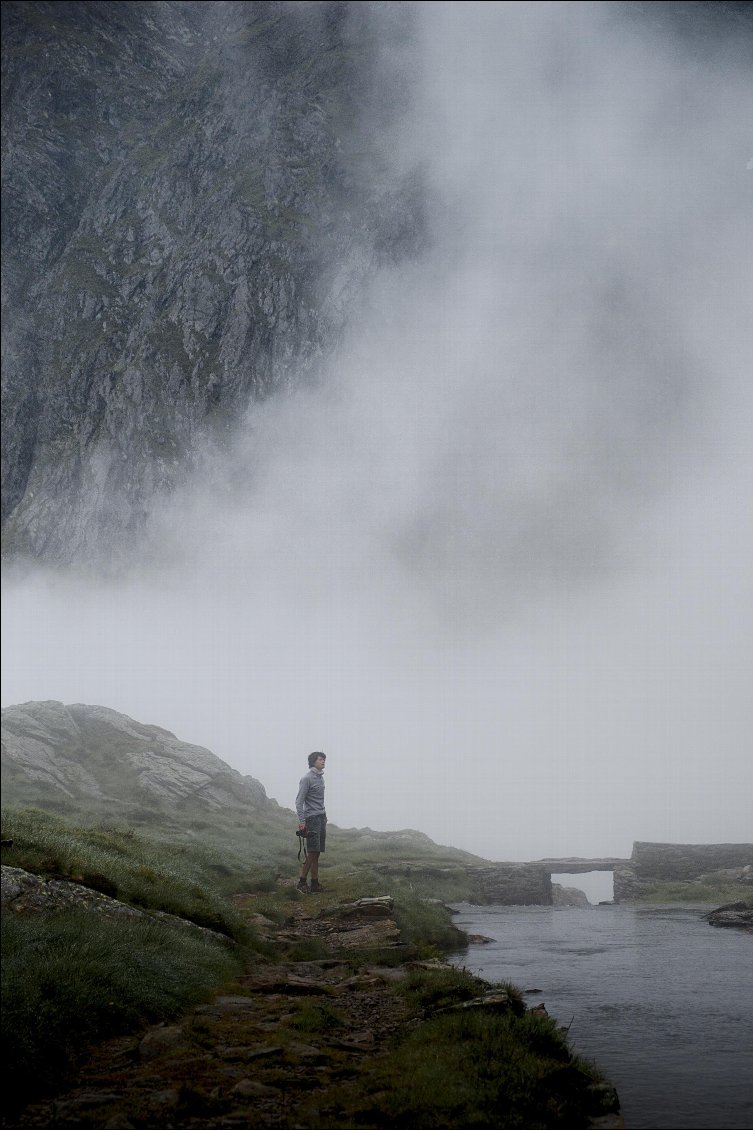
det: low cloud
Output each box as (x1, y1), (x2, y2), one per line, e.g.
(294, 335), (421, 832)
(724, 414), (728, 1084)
(3, 2), (752, 861)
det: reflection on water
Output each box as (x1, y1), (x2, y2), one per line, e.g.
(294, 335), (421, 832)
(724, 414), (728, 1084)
(448, 903), (753, 1130)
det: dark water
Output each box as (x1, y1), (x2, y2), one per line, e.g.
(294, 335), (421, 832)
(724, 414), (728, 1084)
(447, 903), (753, 1130)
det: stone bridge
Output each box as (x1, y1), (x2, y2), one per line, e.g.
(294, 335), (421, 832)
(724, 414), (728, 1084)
(532, 857), (629, 875)
(366, 843), (752, 905)
(466, 843), (753, 905)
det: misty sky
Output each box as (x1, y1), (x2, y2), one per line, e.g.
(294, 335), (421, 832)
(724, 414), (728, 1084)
(2, 1), (752, 865)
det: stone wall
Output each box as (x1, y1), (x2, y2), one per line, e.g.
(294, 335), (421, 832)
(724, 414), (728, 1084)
(630, 842), (753, 880)
(483, 844), (753, 905)
(613, 843), (753, 902)
(466, 865), (553, 906)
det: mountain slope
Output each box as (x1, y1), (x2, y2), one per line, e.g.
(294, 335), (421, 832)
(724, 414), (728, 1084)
(1, 699), (486, 871)
(1, 0), (421, 564)
(1, 699), (270, 819)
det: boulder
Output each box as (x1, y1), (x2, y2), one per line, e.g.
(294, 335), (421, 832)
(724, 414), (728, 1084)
(552, 883), (591, 907)
(704, 902), (753, 932)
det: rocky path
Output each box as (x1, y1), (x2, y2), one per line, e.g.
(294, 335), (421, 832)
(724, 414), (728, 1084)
(9, 889), (427, 1130)
(8, 884), (626, 1129)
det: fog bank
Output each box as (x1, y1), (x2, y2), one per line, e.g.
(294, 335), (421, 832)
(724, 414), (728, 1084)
(3, 2), (751, 861)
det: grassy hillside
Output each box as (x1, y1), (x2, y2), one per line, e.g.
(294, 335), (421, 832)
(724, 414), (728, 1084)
(0, 807), (618, 1127)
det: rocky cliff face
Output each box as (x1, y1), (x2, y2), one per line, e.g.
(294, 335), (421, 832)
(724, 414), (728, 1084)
(1, 698), (269, 816)
(1, 0), (421, 565)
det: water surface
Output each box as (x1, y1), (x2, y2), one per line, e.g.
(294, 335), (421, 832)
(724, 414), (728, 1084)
(448, 903), (753, 1130)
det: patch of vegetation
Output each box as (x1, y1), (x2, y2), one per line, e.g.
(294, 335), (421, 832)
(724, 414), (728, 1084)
(1, 910), (243, 1116)
(0, 808), (620, 1127)
(147, 316), (192, 371)
(286, 1000), (347, 1033)
(237, 864), (279, 893)
(398, 966), (488, 1013)
(629, 880), (753, 905)
(1, 808), (250, 939)
(282, 936), (334, 962)
(344, 1008), (605, 1130)
(290, 966), (607, 1130)
(391, 892), (468, 956)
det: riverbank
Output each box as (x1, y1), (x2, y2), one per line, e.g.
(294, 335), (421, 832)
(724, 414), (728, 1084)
(5, 882), (623, 1129)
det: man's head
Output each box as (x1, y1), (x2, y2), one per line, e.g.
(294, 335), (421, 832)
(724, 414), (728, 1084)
(308, 751), (326, 769)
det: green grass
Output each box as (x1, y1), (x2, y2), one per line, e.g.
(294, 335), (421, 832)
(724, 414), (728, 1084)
(1, 910), (244, 1114)
(285, 1000), (347, 1034)
(294, 967), (608, 1130)
(0, 808), (618, 1126)
(629, 880), (753, 905)
(1, 808), (251, 938)
(361, 1008), (604, 1129)
(398, 965), (489, 1012)
(391, 892), (469, 955)
(0, 807), (478, 1108)
(0, 809), (284, 1112)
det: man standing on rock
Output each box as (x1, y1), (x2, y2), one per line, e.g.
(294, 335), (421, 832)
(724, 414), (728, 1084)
(295, 752), (327, 893)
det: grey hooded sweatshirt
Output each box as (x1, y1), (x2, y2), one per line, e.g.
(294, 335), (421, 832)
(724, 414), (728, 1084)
(295, 767), (326, 823)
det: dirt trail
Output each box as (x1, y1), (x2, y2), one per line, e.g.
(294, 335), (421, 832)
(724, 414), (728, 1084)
(8, 887), (626, 1129)
(9, 889), (424, 1129)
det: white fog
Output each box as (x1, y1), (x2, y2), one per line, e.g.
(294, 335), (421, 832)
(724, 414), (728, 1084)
(2, 1), (751, 864)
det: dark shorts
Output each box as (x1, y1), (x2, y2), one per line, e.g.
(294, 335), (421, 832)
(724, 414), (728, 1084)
(304, 813), (327, 853)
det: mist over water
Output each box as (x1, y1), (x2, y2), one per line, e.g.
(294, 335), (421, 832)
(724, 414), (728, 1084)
(3, 2), (752, 862)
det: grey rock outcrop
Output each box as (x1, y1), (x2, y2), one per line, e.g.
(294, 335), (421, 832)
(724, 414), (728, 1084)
(1, 699), (268, 815)
(1, 1), (422, 565)
(1, 864), (231, 942)
(552, 883), (591, 908)
(704, 901), (753, 932)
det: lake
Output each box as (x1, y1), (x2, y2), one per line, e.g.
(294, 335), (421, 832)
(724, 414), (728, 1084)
(447, 903), (753, 1129)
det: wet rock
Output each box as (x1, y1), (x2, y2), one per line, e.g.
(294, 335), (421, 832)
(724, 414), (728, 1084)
(217, 1044), (283, 1062)
(145, 1088), (180, 1111)
(330, 1031), (376, 1052)
(102, 1116), (136, 1130)
(704, 902), (753, 931)
(195, 995), (258, 1015)
(231, 1079), (279, 1098)
(287, 1042), (329, 1063)
(137, 1026), (185, 1060)
(284, 975), (338, 995)
(434, 990), (515, 1016)
(529, 1004), (550, 1018)
(52, 1092), (122, 1116)
(0, 863), (232, 944)
(586, 1082), (621, 1113)
(552, 883), (591, 907)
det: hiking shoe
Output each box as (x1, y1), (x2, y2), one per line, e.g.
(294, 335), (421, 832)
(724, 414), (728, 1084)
(309, 881), (325, 893)
(296, 879), (309, 893)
